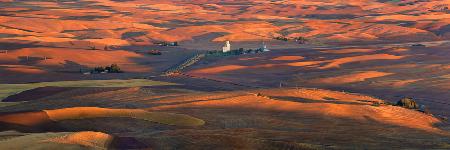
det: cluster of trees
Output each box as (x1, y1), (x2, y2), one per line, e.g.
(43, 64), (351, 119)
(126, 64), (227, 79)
(274, 36), (309, 44)
(274, 36), (289, 41)
(293, 36), (309, 44)
(206, 48), (265, 56)
(395, 97), (431, 114)
(92, 64), (122, 73)
(154, 41), (179, 46)
(370, 97), (431, 114)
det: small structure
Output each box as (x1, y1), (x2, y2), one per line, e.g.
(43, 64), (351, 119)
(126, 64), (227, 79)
(222, 41), (231, 52)
(261, 42), (270, 52)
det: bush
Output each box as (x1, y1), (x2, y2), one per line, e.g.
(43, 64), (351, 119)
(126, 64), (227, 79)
(91, 64), (122, 73)
(108, 64), (122, 73)
(396, 97), (419, 109)
(94, 66), (105, 73)
(294, 36), (308, 44)
(254, 48), (264, 53)
(275, 36), (289, 41)
(231, 49), (242, 55)
(237, 48), (244, 54)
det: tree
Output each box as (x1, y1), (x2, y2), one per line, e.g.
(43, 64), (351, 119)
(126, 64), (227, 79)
(255, 48), (263, 53)
(231, 49), (242, 55)
(109, 64), (122, 73)
(295, 36), (308, 44)
(238, 48), (244, 54)
(275, 36), (288, 41)
(396, 97), (419, 109)
(94, 66), (105, 73)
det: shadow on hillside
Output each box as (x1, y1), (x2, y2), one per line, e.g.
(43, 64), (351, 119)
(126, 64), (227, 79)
(0, 111), (151, 149)
(270, 96), (367, 105)
(0, 42), (38, 50)
(56, 60), (91, 73)
(2, 87), (76, 102)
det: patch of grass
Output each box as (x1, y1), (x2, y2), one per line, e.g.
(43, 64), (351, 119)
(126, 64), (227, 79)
(0, 102), (22, 108)
(0, 131), (28, 141)
(0, 79), (176, 101)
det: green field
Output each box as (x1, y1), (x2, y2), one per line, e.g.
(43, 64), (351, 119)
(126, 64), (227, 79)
(0, 102), (22, 108)
(0, 79), (176, 101)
